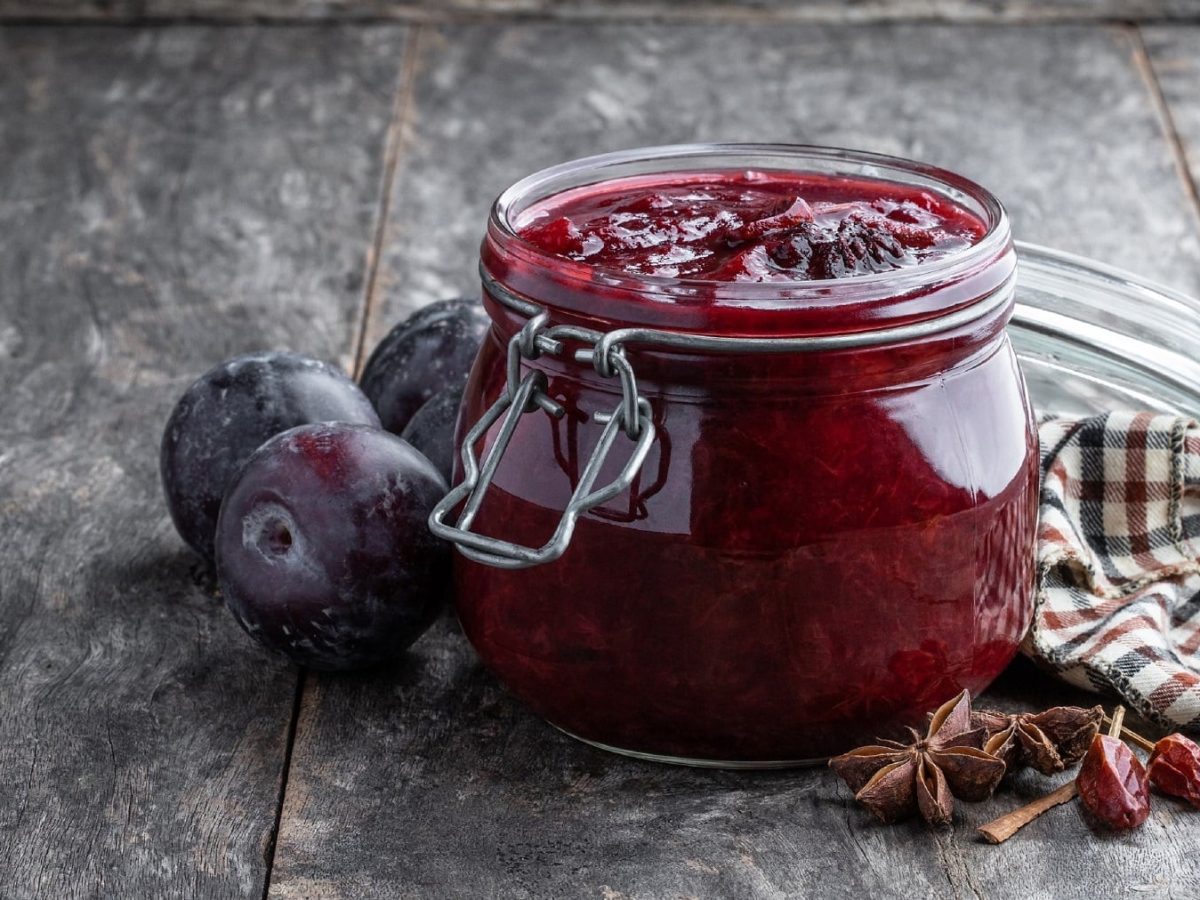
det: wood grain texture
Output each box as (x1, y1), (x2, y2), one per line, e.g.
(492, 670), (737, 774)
(275, 22), (1200, 899)
(5, 0), (1200, 23)
(0, 24), (406, 899)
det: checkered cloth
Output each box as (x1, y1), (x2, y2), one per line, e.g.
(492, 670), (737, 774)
(1025, 412), (1200, 731)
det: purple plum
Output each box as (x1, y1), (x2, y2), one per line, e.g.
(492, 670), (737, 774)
(161, 352), (380, 563)
(400, 385), (463, 484)
(359, 298), (488, 434)
(214, 422), (449, 670)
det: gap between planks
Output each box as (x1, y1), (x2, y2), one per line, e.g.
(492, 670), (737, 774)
(262, 672), (307, 900)
(260, 24), (427, 899)
(1128, 23), (1200, 237)
(352, 23), (428, 378)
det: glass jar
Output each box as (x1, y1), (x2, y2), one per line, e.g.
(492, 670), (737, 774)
(433, 144), (1038, 766)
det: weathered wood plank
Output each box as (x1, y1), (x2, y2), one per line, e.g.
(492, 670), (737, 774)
(273, 22), (1200, 899)
(4, 0), (1200, 23)
(0, 24), (406, 898)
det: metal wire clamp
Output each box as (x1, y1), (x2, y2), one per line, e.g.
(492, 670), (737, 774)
(429, 262), (1015, 569)
(428, 306), (656, 570)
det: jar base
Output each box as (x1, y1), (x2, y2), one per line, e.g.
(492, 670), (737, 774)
(554, 725), (829, 770)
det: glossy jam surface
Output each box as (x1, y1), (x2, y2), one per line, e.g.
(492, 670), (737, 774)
(517, 171), (987, 282)
(458, 161), (1036, 763)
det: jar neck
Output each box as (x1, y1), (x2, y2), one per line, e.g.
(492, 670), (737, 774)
(481, 272), (1017, 396)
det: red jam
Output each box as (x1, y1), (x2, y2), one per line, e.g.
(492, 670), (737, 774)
(519, 171), (986, 282)
(454, 147), (1038, 764)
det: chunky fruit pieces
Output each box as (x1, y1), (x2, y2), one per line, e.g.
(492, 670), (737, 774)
(517, 172), (985, 282)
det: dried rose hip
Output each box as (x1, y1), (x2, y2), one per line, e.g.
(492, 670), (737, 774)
(1076, 734), (1150, 830)
(1148, 733), (1200, 807)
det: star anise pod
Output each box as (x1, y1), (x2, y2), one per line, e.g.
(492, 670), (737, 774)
(971, 705), (1103, 775)
(829, 690), (1006, 826)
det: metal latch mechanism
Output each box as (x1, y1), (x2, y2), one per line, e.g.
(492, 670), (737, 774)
(427, 301), (656, 570)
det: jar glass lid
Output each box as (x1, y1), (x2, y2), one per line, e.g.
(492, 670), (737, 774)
(1014, 241), (1200, 417)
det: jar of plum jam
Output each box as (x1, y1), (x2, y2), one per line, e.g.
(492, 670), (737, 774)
(432, 144), (1038, 766)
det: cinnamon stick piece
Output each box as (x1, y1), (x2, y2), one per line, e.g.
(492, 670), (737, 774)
(1102, 713), (1156, 753)
(977, 782), (1079, 844)
(1108, 706), (1126, 739)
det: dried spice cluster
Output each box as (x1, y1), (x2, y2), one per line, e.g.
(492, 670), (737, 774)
(830, 691), (1200, 841)
(974, 705), (1102, 774)
(828, 691), (1005, 825)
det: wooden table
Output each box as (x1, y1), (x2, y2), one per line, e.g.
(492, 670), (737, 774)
(3, 4), (1200, 897)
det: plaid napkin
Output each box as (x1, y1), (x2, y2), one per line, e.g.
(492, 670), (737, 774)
(1025, 411), (1200, 731)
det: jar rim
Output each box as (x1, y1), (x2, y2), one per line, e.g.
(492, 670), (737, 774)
(484, 143), (1015, 336)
